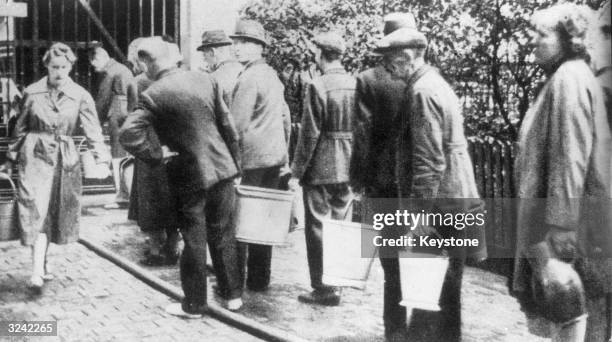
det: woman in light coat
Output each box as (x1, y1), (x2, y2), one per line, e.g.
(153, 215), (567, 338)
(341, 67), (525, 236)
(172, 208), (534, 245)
(513, 4), (611, 341)
(0, 43), (110, 293)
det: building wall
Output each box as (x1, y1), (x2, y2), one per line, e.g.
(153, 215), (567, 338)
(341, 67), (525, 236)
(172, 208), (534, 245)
(180, 0), (249, 71)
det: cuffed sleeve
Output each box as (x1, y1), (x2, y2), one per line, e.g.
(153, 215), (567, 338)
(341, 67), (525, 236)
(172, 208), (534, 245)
(409, 89), (446, 198)
(6, 92), (30, 162)
(119, 93), (163, 164)
(543, 72), (593, 230)
(350, 76), (373, 191)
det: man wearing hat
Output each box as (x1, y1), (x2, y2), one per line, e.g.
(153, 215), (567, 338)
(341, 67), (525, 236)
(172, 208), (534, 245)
(291, 32), (356, 306)
(120, 37), (244, 314)
(229, 19), (291, 292)
(197, 30), (243, 106)
(88, 41), (138, 209)
(349, 13), (415, 340)
(376, 25), (487, 341)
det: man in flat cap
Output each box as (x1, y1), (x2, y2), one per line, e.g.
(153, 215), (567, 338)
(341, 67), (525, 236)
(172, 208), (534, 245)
(349, 13), (416, 340)
(198, 30), (243, 107)
(88, 41), (138, 209)
(377, 26), (487, 341)
(229, 19), (291, 292)
(120, 37), (244, 314)
(291, 32), (356, 306)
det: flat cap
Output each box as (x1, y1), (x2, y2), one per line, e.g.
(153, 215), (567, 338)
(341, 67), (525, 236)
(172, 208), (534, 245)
(197, 30), (233, 51)
(230, 19), (268, 46)
(383, 12), (417, 35)
(311, 32), (346, 54)
(375, 27), (427, 52)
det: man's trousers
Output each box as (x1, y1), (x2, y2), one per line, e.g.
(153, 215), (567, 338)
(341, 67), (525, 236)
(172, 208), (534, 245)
(178, 179), (242, 313)
(303, 183), (353, 290)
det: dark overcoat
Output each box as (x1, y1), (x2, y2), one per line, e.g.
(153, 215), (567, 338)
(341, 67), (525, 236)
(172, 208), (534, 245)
(120, 68), (240, 192)
(513, 60), (612, 297)
(126, 73), (177, 232)
(351, 65), (409, 197)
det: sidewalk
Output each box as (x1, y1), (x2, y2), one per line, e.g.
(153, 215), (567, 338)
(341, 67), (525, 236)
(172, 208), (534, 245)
(0, 201), (262, 341)
(78, 195), (547, 342)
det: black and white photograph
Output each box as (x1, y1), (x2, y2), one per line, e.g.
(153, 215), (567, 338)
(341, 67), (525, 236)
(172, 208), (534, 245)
(0, 0), (610, 341)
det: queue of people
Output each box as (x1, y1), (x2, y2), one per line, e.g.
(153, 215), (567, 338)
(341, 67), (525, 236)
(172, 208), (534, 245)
(1, 2), (610, 341)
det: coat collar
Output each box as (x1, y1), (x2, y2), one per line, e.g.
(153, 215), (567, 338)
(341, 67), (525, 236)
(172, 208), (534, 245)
(154, 66), (181, 81)
(322, 67), (346, 75)
(404, 64), (433, 89)
(212, 59), (240, 72)
(242, 58), (266, 71)
(28, 76), (81, 100)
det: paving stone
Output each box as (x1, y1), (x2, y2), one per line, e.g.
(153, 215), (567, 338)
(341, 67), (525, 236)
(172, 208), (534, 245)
(0, 237), (262, 341)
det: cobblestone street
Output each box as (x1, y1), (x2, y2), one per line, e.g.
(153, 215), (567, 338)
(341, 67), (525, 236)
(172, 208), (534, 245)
(77, 195), (546, 342)
(0, 195), (263, 342)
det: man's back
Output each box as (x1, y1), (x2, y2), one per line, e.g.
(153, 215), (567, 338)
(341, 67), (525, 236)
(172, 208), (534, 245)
(352, 65), (408, 196)
(139, 69), (239, 190)
(231, 59), (290, 170)
(292, 68), (357, 185)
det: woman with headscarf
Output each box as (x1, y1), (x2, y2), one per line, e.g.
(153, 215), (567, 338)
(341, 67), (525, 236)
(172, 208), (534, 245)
(0, 43), (110, 294)
(513, 4), (611, 341)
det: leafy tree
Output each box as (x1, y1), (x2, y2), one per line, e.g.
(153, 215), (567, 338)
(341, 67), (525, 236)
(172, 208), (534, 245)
(241, 0), (605, 139)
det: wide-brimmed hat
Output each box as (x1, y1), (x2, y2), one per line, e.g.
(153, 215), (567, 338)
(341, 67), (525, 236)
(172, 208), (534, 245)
(311, 32), (346, 54)
(383, 12), (417, 35)
(374, 27), (427, 53)
(230, 20), (268, 46)
(197, 30), (233, 51)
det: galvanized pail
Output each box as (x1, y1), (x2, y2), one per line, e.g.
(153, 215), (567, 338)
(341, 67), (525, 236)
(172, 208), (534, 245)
(79, 140), (110, 179)
(321, 219), (378, 289)
(235, 185), (294, 245)
(398, 250), (449, 311)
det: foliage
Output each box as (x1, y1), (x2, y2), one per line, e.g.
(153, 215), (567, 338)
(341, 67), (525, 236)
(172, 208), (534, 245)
(241, 0), (605, 140)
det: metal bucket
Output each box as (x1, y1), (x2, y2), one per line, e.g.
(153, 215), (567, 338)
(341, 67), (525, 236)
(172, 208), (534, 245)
(79, 140), (110, 179)
(321, 219), (378, 289)
(234, 185), (294, 245)
(398, 250), (449, 311)
(0, 172), (18, 241)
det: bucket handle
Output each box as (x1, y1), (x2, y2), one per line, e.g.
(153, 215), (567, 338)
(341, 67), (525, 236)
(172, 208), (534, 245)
(0, 172), (16, 198)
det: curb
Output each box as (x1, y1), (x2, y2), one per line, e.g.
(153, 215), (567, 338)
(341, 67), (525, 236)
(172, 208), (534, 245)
(78, 237), (309, 342)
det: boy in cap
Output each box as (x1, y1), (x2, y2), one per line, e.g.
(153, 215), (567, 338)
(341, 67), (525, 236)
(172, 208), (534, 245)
(349, 12), (416, 340)
(291, 32), (356, 306)
(229, 19), (291, 292)
(198, 30), (243, 106)
(88, 41), (138, 209)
